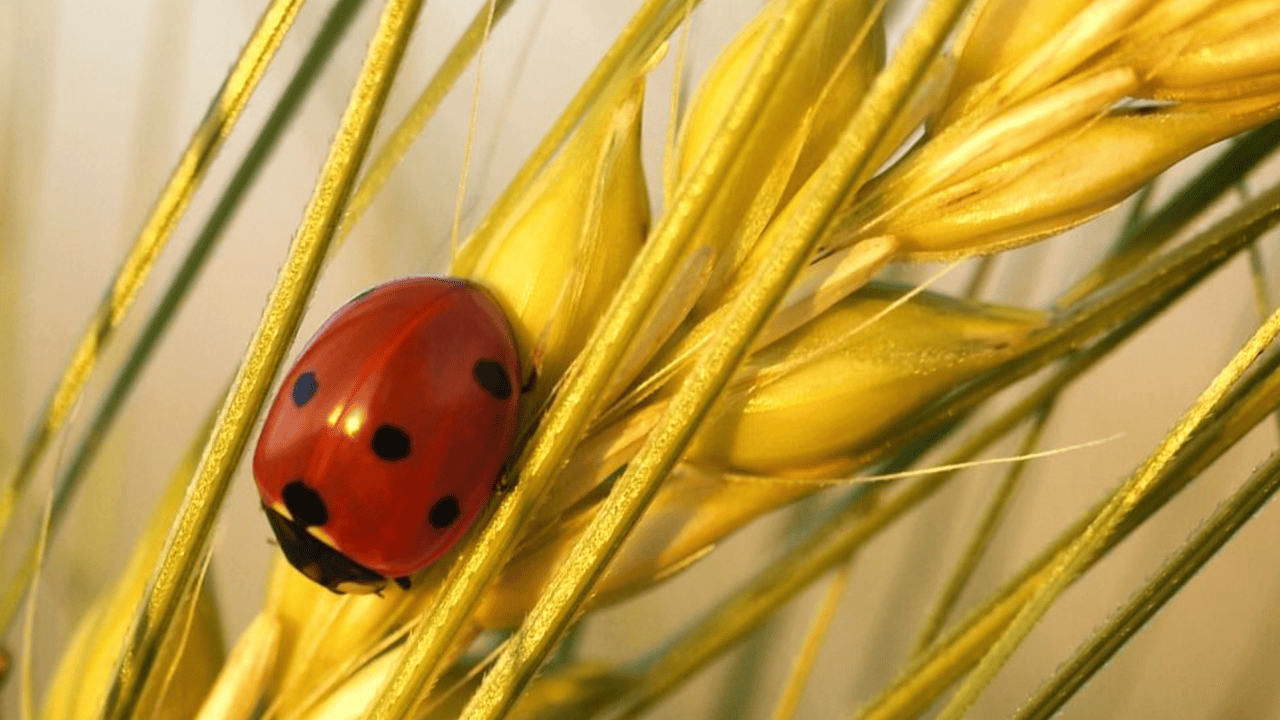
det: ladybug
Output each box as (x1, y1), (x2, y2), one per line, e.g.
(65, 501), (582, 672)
(253, 277), (523, 594)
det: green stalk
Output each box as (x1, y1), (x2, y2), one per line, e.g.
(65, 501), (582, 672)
(1013, 449), (1280, 720)
(854, 309), (1280, 720)
(1061, 116), (1280, 305)
(0, 0), (308, 541)
(92, 1), (423, 717)
(0, 0), (370, 638)
(848, 179), (1280, 474)
(911, 401), (1052, 654)
(609, 183), (1280, 717)
(936, 304), (1280, 718)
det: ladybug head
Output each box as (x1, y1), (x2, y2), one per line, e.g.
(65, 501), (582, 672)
(262, 485), (411, 594)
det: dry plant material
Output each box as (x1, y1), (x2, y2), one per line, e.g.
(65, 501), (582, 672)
(0, 0), (307, 553)
(15, 1), (1280, 720)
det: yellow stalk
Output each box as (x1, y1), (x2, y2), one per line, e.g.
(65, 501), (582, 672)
(911, 401), (1053, 654)
(41, 411), (223, 720)
(194, 615), (280, 720)
(0, 0), (306, 540)
(1010, 447), (1280, 720)
(592, 167), (1280, 718)
(451, 0), (705, 277)
(768, 561), (854, 720)
(610, 280), (1157, 719)
(854, 183), (1280, 720)
(468, 75), (651, 411)
(934, 303), (1280, 720)
(16, 1), (1280, 719)
(454, 1), (972, 718)
(338, 0), (517, 247)
(358, 0), (848, 714)
(91, 1), (424, 718)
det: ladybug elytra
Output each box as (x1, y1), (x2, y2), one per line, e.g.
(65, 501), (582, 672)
(253, 277), (523, 594)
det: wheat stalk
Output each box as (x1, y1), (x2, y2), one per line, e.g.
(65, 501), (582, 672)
(7, 1), (1280, 719)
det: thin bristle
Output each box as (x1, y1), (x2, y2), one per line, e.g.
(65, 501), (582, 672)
(9, 2), (1280, 720)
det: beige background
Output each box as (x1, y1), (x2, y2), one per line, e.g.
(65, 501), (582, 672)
(2, 0), (1278, 718)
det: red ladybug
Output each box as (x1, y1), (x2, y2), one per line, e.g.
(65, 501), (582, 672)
(253, 277), (522, 594)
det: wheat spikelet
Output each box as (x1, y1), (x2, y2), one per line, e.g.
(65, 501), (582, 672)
(9, 0), (1280, 719)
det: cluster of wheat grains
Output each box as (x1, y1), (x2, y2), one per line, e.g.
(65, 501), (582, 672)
(3, 0), (1280, 718)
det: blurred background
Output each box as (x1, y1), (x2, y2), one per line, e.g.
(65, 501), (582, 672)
(2, 0), (1278, 717)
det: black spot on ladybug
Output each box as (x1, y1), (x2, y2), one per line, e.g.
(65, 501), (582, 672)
(292, 371), (319, 407)
(428, 495), (460, 529)
(371, 425), (411, 461)
(283, 480), (328, 526)
(473, 360), (512, 400)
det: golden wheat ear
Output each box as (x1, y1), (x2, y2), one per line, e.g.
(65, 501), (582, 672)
(16, 1), (1280, 720)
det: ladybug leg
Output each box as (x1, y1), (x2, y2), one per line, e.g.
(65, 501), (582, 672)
(494, 461), (516, 492)
(394, 576), (411, 590)
(494, 371), (542, 494)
